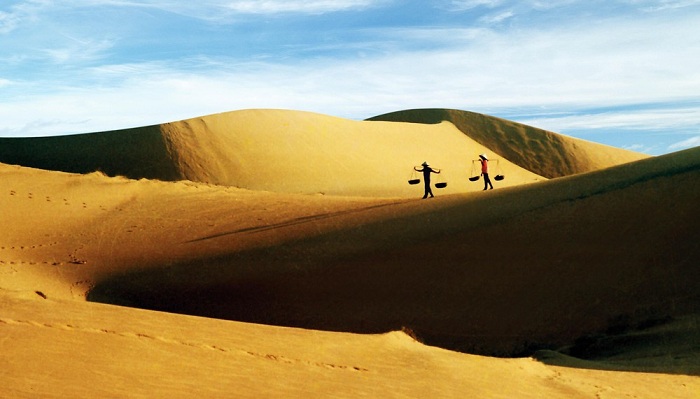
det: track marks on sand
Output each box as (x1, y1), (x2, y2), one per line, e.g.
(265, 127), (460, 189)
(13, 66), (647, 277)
(187, 199), (412, 243)
(0, 242), (63, 272)
(6, 188), (103, 211)
(0, 242), (87, 267)
(0, 242), (59, 252)
(0, 316), (369, 373)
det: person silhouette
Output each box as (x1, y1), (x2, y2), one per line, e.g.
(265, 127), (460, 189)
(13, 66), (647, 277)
(479, 154), (493, 190)
(414, 162), (441, 199)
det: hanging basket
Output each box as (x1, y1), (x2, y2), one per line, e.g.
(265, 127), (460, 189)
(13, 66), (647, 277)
(469, 176), (480, 182)
(494, 160), (505, 181)
(408, 167), (421, 185)
(435, 182), (447, 189)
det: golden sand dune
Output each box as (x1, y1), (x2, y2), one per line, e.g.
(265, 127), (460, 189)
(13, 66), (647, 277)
(368, 108), (649, 178)
(0, 108), (645, 196)
(1, 109), (698, 397)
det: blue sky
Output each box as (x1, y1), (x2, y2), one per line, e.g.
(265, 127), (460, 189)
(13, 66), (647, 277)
(1, 0), (699, 155)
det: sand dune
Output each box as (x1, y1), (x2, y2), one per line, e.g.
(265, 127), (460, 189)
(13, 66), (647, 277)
(83, 146), (700, 357)
(368, 108), (649, 178)
(0, 108), (645, 196)
(1, 108), (698, 398)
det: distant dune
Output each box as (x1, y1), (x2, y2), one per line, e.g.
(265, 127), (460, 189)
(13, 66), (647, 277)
(368, 108), (648, 178)
(1, 108), (698, 398)
(0, 108), (645, 196)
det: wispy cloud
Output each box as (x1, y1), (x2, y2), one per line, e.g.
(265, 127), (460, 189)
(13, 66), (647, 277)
(51, 0), (384, 20)
(516, 104), (700, 131)
(633, 0), (700, 12)
(668, 135), (700, 151)
(622, 143), (658, 154)
(447, 0), (504, 11)
(0, 0), (47, 34)
(221, 0), (380, 14)
(41, 37), (115, 64)
(479, 10), (515, 24)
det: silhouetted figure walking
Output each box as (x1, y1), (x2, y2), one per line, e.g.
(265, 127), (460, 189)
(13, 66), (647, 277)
(479, 154), (493, 190)
(414, 162), (441, 199)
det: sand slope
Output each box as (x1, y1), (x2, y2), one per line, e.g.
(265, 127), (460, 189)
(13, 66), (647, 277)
(2, 289), (698, 398)
(1, 109), (698, 397)
(80, 147), (700, 358)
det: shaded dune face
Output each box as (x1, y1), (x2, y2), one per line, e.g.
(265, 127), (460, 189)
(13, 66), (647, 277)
(0, 126), (183, 181)
(87, 148), (700, 357)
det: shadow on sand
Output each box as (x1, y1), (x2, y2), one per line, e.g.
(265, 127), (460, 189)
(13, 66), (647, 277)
(533, 314), (700, 376)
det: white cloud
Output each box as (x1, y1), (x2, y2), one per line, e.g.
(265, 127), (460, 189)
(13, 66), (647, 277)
(447, 0), (504, 11)
(0, 10), (18, 33)
(631, 0), (700, 12)
(517, 106), (700, 132)
(668, 135), (700, 151)
(621, 143), (657, 153)
(2, 41), (698, 138)
(40, 38), (115, 64)
(479, 10), (515, 23)
(221, 0), (379, 14)
(57, 0), (383, 18)
(0, 0), (48, 34)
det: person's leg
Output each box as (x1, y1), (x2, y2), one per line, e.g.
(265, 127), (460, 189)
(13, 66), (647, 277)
(485, 174), (493, 189)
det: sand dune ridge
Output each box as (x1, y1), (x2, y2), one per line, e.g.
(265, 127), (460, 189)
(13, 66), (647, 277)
(368, 108), (648, 178)
(0, 108), (646, 197)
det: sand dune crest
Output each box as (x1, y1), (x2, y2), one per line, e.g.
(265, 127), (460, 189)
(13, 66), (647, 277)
(368, 108), (649, 178)
(0, 108), (646, 197)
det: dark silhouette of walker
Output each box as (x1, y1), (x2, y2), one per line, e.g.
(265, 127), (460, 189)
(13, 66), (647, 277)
(414, 162), (441, 199)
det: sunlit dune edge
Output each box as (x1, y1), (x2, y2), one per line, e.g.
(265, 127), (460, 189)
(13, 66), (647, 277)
(1, 108), (698, 398)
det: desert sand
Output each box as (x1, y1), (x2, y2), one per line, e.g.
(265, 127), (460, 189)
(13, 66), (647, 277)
(1, 108), (698, 398)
